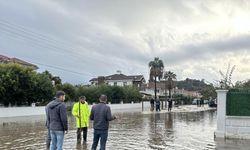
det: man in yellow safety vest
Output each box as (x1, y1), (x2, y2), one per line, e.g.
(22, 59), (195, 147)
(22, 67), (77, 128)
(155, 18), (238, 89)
(72, 96), (90, 143)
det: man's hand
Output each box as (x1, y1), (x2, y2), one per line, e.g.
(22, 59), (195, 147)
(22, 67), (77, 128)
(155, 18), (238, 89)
(65, 130), (68, 134)
(113, 115), (119, 120)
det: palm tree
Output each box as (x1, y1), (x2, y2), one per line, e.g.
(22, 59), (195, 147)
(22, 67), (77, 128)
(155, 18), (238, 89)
(149, 57), (164, 100)
(163, 71), (177, 98)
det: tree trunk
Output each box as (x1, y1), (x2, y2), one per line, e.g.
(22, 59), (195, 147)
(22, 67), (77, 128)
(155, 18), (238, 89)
(169, 81), (172, 98)
(169, 88), (171, 98)
(165, 80), (167, 98)
(154, 76), (157, 100)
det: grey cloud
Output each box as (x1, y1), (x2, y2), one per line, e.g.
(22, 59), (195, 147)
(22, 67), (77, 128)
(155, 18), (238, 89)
(159, 34), (250, 64)
(1, 0), (250, 84)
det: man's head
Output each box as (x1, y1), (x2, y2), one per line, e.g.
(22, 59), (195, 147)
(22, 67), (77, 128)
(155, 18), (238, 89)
(79, 96), (86, 104)
(56, 91), (65, 102)
(99, 94), (107, 103)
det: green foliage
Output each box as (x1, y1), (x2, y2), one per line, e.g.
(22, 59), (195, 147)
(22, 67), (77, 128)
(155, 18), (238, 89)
(0, 63), (54, 106)
(33, 72), (55, 105)
(200, 84), (217, 100)
(176, 78), (207, 91)
(227, 91), (250, 116)
(234, 80), (250, 90)
(149, 57), (164, 100)
(56, 83), (76, 102)
(163, 71), (177, 98)
(148, 57), (164, 81)
(74, 85), (142, 104)
(52, 76), (62, 85)
(173, 94), (195, 105)
(0, 64), (143, 106)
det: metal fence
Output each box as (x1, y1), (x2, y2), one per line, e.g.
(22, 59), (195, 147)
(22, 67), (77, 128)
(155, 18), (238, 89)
(226, 91), (250, 116)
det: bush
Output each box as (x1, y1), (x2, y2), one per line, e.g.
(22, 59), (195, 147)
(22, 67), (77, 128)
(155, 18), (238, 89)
(0, 64), (143, 106)
(0, 63), (54, 106)
(74, 85), (142, 104)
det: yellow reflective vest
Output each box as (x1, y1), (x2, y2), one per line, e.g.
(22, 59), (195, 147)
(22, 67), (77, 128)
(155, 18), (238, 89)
(72, 101), (90, 128)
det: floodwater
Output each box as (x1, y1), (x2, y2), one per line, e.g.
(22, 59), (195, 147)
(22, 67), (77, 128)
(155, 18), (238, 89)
(0, 109), (250, 150)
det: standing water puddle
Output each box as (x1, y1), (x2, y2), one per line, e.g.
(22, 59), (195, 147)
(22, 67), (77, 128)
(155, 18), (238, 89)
(0, 110), (250, 149)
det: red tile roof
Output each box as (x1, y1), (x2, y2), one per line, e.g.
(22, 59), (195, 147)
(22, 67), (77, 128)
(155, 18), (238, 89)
(0, 54), (38, 69)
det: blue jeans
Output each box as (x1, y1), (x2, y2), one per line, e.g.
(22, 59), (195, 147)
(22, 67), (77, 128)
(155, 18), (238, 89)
(91, 130), (108, 150)
(50, 130), (64, 150)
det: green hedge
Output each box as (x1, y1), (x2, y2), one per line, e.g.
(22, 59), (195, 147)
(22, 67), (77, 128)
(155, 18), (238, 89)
(0, 64), (143, 106)
(0, 63), (55, 106)
(227, 91), (250, 116)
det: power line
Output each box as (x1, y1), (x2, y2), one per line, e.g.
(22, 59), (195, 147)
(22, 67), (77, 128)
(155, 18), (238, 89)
(0, 34), (95, 77)
(33, 61), (93, 77)
(0, 19), (127, 79)
(0, 21), (114, 67)
(0, 25), (82, 56)
(0, 19), (77, 49)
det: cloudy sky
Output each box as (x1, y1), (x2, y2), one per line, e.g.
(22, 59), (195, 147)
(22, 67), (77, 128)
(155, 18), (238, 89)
(1, 0), (250, 84)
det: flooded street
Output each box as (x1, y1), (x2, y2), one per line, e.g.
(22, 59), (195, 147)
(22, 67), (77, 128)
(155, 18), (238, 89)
(0, 109), (250, 150)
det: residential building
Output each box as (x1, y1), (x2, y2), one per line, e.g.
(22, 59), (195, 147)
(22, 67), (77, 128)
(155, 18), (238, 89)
(0, 54), (38, 70)
(141, 80), (202, 98)
(89, 73), (145, 89)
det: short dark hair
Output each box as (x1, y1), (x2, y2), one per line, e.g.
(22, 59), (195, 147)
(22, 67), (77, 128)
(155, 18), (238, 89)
(99, 94), (107, 102)
(79, 96), (86, 100)
(56, 91), (65, 98)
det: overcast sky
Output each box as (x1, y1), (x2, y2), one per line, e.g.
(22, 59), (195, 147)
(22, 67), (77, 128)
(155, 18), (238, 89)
(1, 0), (250, 84)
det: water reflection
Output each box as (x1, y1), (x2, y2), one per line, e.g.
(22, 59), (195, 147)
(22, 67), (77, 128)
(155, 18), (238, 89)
(0, 110), (250, 149)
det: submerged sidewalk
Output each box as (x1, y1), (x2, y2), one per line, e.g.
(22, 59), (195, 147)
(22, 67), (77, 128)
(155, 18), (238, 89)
(142, 105), (216, 114)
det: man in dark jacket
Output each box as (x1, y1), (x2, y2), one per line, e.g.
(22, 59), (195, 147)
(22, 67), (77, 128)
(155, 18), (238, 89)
(150, 98), (155, 111)
(168, 99), (173, 112)
(155, 98), (161, 112)
(45, 97), (56, 149)
(47, 91), (68, 150)
(90, 94), (116, 150)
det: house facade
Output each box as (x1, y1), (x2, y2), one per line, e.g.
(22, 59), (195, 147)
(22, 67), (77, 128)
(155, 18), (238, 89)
(0, 54), (38, 70)
(141, 80), (202, 98)
(89, 73), (145, 89)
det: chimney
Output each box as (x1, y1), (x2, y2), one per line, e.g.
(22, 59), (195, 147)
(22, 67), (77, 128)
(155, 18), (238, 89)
(117, 70), (122, 74)
(97, 76), (105, 85)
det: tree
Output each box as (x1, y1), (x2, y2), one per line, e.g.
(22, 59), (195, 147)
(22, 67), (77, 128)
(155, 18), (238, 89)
(56, 83), (76, 102)
(218, 64), (235, 89)
(52, 76), (62, 85)
(163, 71), (177, 98)
(200, 84), (216, 100)
(34, 72), (55, 105)
(149, 57), (164, 100)
(43, 70), (62, 86)
(0, 64), (54, 106)
(0, 63), (37, 106)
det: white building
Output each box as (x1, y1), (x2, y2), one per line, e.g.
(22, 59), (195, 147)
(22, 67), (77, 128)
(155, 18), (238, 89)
(89, 73), (145, 89)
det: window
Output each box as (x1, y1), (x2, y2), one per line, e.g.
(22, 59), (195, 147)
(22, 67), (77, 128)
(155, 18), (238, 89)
(114, 82), (117, 86)
(123, 82), (127, 86)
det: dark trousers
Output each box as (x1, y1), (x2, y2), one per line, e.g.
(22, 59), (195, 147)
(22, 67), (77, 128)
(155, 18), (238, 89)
(150, 104), (154, 111)
(77, 127), (88, 142)
(46, 129), (51, 149)
(91, 130), (108, 150)
(168, 106), (172, 112)
(156, 105), (160, 111)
